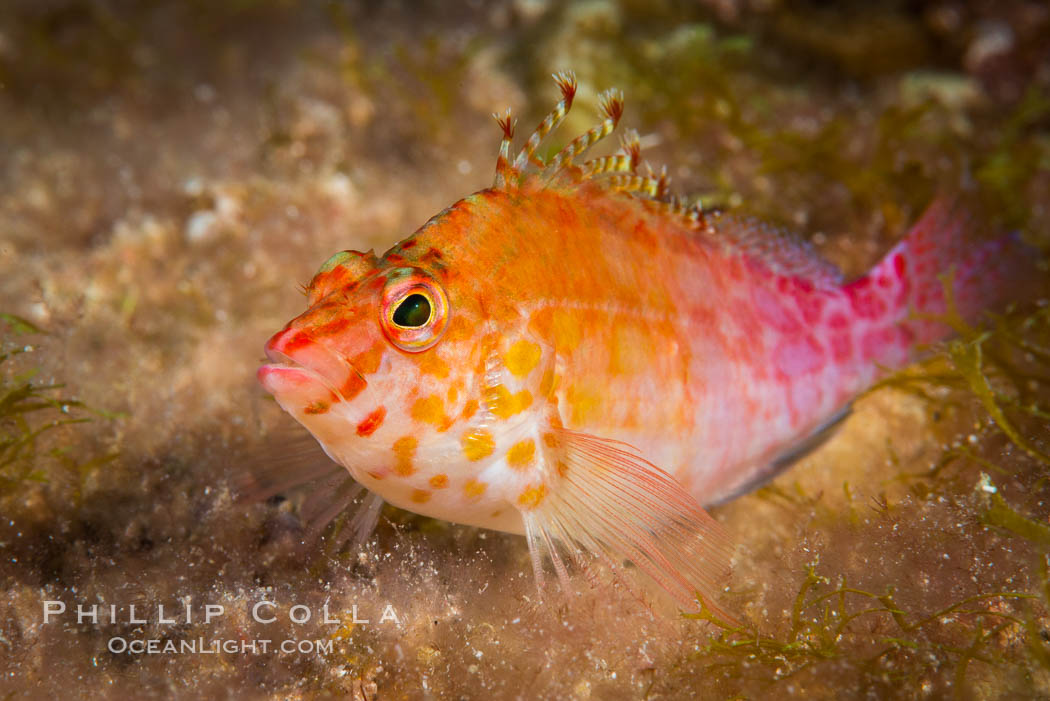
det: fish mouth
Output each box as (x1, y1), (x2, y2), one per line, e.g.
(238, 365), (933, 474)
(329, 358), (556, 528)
(257, 327), (365, 405)
(257, 352), (329, 400)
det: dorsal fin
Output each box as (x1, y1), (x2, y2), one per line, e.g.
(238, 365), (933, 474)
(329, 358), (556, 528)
(488, 73), (846, 291)
(491, 72), (626, 191)
(704, 212), (843, 288)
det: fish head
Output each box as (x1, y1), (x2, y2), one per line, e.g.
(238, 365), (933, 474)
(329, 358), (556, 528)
(258, 241), (527, 523)
(259, 246), (455, 436)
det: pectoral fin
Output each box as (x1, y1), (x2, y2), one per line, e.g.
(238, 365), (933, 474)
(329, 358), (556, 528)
(522, 428), (735, 618)
(236, 427), (383, 550)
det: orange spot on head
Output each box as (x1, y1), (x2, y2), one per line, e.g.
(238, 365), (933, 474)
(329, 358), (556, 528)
(429, 474), (448, 489)
(463, 479), (487, 499)
(461, 429), (495, 461)
(341, 373), (367, 400)
(486, 385), (511, 416)
(504, 340), (542, 378)
(506, 439), (536, 471)
(517, 483), (548, 510)
(393, 436), (417, 476)
(356, 406), (386, 436)
(410, 489), (432, 503)
(282, 331), (314, 354)
(411, 395), (447, 428)
(460, 398), (479, 421)
(416, 351), (450, 379)
(351, 343), (386, 375)
(486, 385), (533, 420)
(315, 317), (352, 337)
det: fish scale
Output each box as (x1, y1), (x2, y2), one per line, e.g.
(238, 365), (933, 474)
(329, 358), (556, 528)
(256, 72), (1032, 617)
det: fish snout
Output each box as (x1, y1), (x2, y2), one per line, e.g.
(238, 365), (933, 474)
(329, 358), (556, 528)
(258, 326), (365, 403)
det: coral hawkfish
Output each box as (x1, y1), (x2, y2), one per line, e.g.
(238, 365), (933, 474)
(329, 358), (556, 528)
(257, 73), (1028, 614)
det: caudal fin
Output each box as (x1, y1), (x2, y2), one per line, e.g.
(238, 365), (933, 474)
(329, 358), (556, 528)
(854, 198), (1040, 348)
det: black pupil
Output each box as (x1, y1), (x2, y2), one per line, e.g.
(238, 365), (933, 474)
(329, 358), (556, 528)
(393, 294), (431, 327)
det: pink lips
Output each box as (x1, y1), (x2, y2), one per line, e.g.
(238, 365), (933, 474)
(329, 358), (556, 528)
(258, 327), (359, 404)
(256, 362), (319, 399)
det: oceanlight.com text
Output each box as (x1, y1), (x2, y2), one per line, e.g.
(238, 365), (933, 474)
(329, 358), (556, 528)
(106, 637), (334, 655)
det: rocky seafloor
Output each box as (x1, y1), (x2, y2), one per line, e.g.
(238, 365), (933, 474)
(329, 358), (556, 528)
(1, 1), (1049, 698)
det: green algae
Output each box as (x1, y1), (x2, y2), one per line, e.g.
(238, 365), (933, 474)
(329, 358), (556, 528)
(981, 490), (1050, 548)
(689, 563), (1046, 695)
(975, 86), (1050, 231)
(0, 315), (117, 503)
(950, 335), (1050, 467)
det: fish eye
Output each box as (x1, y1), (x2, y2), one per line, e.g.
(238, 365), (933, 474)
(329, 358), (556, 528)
(380, 270), (449, 352)
(392, 293), (432, 328)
